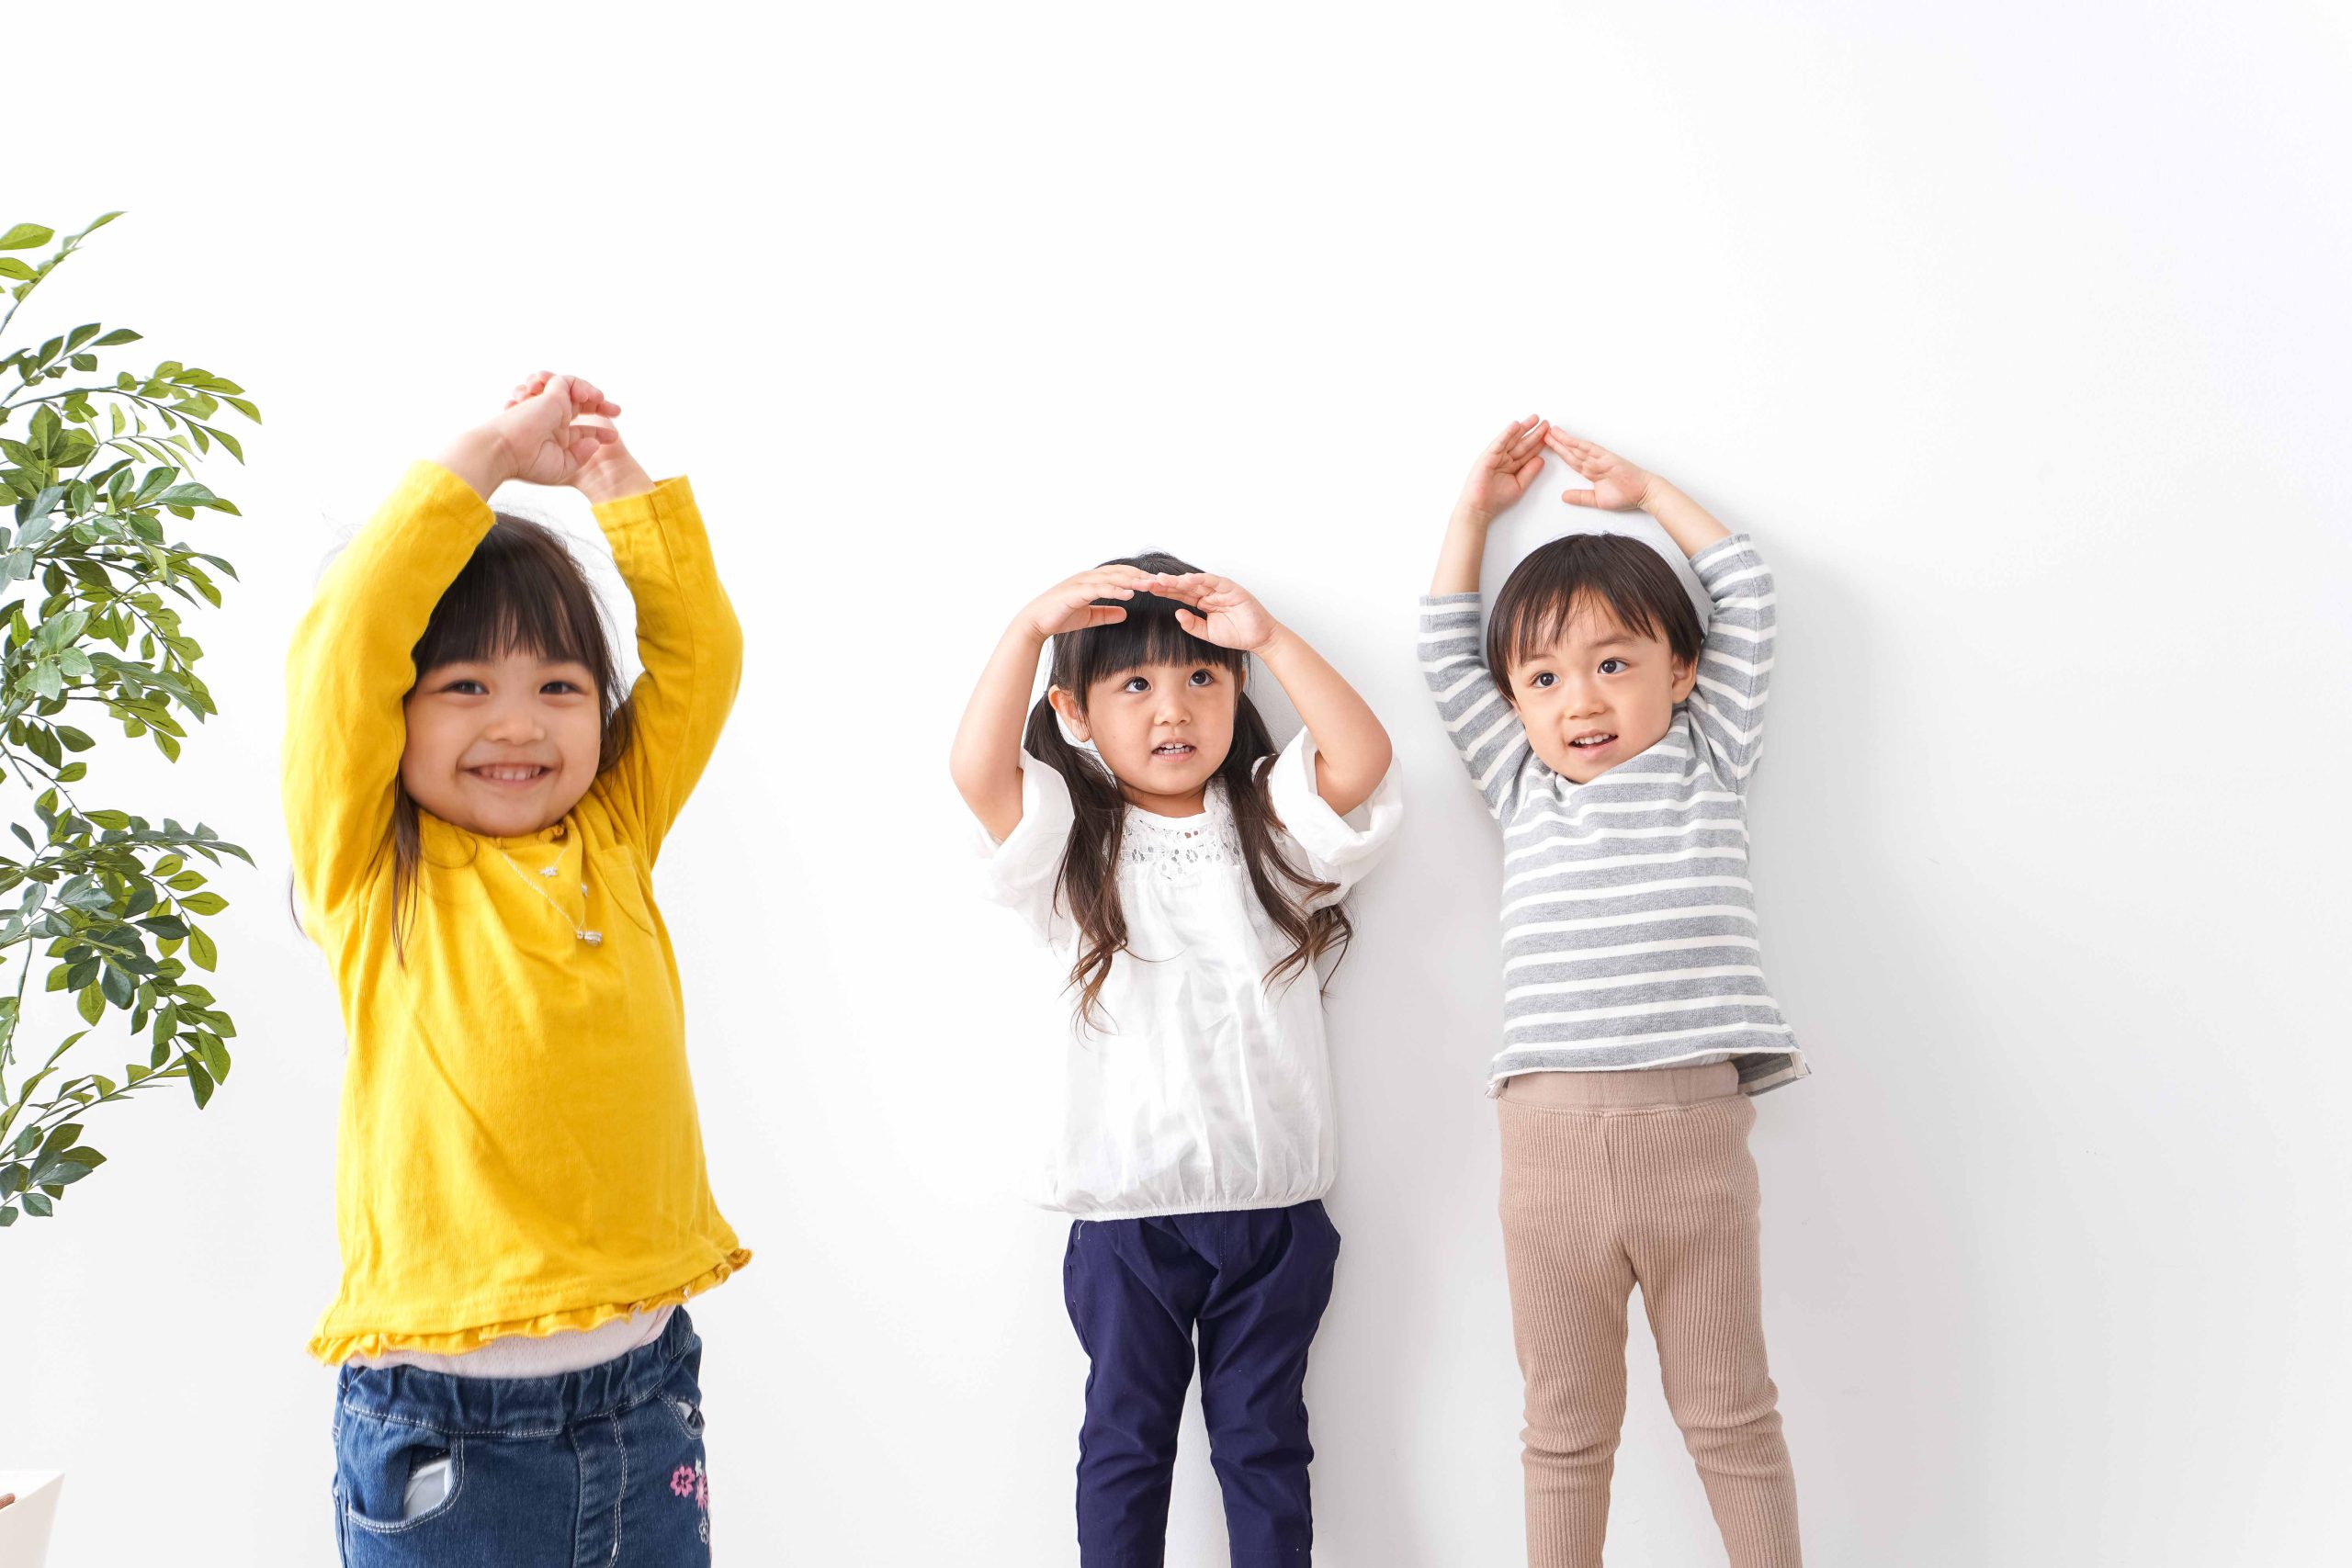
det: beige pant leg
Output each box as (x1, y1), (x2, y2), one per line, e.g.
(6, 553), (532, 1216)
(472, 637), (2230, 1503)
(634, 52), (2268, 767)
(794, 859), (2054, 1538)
(1498, 1081), (1634, 1568)
(1623, 1091), (1803, 1567)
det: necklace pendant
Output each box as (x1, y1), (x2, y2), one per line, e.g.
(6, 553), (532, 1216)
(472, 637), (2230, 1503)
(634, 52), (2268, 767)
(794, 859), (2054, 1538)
(581, 930), (604, 946)
(538, 864), (560, 878)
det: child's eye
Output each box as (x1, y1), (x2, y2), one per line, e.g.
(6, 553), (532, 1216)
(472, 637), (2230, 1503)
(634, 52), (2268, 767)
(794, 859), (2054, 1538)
(542, 680), (583, 695)
(1123, 676), (1150, 694)
(442, 679), (486, 695)
(1531, 672), (1555, 689)
(1598, 659), (1626, 675)
(1188, 669), (1215, 687)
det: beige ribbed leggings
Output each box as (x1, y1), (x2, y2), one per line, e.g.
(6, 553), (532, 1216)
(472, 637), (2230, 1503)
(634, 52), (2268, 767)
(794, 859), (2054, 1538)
(1498, 1062), (1801, 1567)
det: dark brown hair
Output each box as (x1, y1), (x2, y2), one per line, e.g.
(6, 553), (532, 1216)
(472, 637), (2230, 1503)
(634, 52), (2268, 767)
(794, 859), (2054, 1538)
(1486, 533), (1704, 700)
(388, 513), (635, 952)
(1021, 551), (1349, 1029)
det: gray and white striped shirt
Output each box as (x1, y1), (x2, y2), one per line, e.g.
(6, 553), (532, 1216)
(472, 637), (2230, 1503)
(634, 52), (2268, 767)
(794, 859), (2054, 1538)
(1418, 534), (1806, 1095)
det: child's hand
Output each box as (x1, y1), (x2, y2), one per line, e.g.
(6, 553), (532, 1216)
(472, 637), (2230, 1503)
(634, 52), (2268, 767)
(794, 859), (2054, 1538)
(1544, 430), (1657, 511)
(1019, 565), (1157, 641)
(1453, 416), (1552, 525)
(1146, 572), (1280, 654)
(507, 371), (654, 503)
(483, 374), (622, 488)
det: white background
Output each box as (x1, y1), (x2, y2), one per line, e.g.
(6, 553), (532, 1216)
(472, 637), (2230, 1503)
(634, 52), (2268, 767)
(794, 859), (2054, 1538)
(5, 2), (2347, 1563)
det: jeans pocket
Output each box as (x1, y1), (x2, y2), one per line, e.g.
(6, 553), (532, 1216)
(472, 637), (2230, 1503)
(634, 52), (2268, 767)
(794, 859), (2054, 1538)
(336, 1412), (467, 1537)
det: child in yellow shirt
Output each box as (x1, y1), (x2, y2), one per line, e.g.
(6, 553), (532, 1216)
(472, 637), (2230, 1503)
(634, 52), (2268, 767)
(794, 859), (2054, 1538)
(285, 372), (743, 1562)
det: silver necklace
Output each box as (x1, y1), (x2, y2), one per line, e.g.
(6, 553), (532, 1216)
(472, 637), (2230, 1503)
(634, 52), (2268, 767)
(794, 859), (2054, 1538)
(495, 843), (603, 946)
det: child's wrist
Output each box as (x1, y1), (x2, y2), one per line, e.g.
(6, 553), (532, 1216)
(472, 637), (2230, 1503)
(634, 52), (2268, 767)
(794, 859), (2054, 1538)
(1250, 620), (1298, 660)
(435, 425), (515, 499)
(580, 461), (657, 505)
(1448, 500), (1497, 533)
(1636, 473), (1676, 513)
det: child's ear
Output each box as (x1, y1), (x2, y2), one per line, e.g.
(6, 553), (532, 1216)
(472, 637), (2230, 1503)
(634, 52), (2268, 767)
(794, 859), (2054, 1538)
(1671, 658), (1699, 702)
(1046, 684), (1091, 743)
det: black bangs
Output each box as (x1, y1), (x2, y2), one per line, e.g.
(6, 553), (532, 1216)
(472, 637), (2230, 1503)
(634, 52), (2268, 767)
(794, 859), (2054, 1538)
(1063, 551), (1246, 706)
(1487, 533), (1705, 684)
(411, 514), (612, 682)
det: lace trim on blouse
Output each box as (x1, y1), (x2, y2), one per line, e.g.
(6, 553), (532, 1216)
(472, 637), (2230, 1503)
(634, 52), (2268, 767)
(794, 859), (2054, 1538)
(1121, 797), (1245, 881)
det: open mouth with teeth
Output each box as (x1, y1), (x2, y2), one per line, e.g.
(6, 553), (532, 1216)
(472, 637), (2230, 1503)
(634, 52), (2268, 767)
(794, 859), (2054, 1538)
(469, 763), (555, 786)
(1148, 742), (1196, 761)
(1567, 733), (1617, 750)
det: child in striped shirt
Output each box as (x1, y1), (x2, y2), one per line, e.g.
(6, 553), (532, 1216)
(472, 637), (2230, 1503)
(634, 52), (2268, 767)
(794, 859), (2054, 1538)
(1419, 418), (1805, 1568)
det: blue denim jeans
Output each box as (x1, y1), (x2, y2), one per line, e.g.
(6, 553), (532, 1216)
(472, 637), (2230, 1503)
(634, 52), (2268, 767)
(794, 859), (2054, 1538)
(331, 1309), (713, 1566)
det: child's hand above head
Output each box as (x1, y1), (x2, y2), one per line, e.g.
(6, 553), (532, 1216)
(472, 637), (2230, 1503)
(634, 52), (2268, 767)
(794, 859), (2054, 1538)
(507, 371), (655, 504)
(439, 373), (621, 497)
(1453, 416), (1553, 525)
(1544, 430), (1657, 512)
(1019, 565), (1159, 643)
(1145, 572), (1280, 655)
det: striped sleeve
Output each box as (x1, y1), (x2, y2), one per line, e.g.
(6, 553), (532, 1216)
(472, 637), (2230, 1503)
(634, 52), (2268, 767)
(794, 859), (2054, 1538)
(1685, 535), (1776, 791)
(1418, 592), (1536, 821)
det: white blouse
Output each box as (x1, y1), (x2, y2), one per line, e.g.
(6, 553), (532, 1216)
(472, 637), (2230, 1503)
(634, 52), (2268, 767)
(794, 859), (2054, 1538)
(978, 729), (1401, 1220)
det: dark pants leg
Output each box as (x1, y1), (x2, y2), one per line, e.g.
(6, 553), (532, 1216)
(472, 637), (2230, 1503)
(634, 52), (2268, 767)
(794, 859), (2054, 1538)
(1065, 1203), (1340, 1568)
(1193, 1202), (1340, 1566)
(1068, 1216), (1215, 1568)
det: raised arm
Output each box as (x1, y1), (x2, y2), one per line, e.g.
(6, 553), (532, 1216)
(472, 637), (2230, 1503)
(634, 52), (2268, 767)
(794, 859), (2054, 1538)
(495, 372), (741, 858)
(950, 565), (1155, 842)
(1544, 429), (1773, 786)
(1144, 573), (1393, 817)
(284, 377), (621, 930)
(283, 468), (495, 931)
(588, 480), (742, 856)
(1417, 418), (1553, 819)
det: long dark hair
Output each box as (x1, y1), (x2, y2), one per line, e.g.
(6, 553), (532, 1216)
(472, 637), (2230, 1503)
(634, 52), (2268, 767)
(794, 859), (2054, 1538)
(388, 513), (635, 953)
(1020, 551), (1349, 1029)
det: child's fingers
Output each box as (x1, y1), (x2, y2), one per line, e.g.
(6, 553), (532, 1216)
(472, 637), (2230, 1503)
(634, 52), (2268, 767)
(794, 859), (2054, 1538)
(1561, 488), (1600, 507)
(571, 384), (623, 418)
(1150, 570), (1235, 596)
(1486, 415), (1541, 456)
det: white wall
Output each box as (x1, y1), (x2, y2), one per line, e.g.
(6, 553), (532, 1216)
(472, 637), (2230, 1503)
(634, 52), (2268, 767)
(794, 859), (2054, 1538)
(5, 2), (2346, 1563)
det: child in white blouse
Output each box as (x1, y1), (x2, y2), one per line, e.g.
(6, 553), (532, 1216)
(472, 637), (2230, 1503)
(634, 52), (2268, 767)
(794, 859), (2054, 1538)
(951, 551), (1400, 1567)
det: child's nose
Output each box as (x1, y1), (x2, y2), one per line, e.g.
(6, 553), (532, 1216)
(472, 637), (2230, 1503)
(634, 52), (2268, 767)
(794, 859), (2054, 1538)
(481, 705), (546, 743)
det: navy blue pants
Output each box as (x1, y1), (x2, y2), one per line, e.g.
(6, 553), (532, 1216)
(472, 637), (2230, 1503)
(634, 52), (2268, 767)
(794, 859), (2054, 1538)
(1064, 1201), (1341, 1567)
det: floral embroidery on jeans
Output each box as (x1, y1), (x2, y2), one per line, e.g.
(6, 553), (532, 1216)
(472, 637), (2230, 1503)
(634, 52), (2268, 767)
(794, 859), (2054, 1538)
(670, 1458), (711, 1542)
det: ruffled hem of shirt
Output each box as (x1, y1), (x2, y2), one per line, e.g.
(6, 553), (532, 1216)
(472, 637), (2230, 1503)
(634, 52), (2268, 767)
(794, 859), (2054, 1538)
(307, 1247), (752, 1364)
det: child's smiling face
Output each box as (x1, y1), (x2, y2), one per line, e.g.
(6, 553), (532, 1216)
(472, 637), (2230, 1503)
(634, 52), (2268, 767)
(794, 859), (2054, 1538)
(1049, 657), (1238, 817)
(401, 648), (605, 837)
(1505, 604), (1697, 784)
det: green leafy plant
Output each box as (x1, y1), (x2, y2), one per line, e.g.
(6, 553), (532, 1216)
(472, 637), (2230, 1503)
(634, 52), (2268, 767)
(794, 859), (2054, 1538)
(0, 213), (257, 1228)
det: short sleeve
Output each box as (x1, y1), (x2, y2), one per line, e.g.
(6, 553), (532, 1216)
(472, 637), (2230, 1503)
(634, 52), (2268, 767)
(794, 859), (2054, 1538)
(1261, 728), (1403, 909)
(975, 750), (1077, 942)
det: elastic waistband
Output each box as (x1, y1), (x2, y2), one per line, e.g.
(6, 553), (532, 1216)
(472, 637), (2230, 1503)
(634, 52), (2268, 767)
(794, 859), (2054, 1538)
(1497, 1061), (1741, 1111)
(335, 1308), (697, 1433)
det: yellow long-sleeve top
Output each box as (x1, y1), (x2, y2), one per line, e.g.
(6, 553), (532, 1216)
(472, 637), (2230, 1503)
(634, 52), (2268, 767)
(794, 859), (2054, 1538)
(286, 461), (749, 1363)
